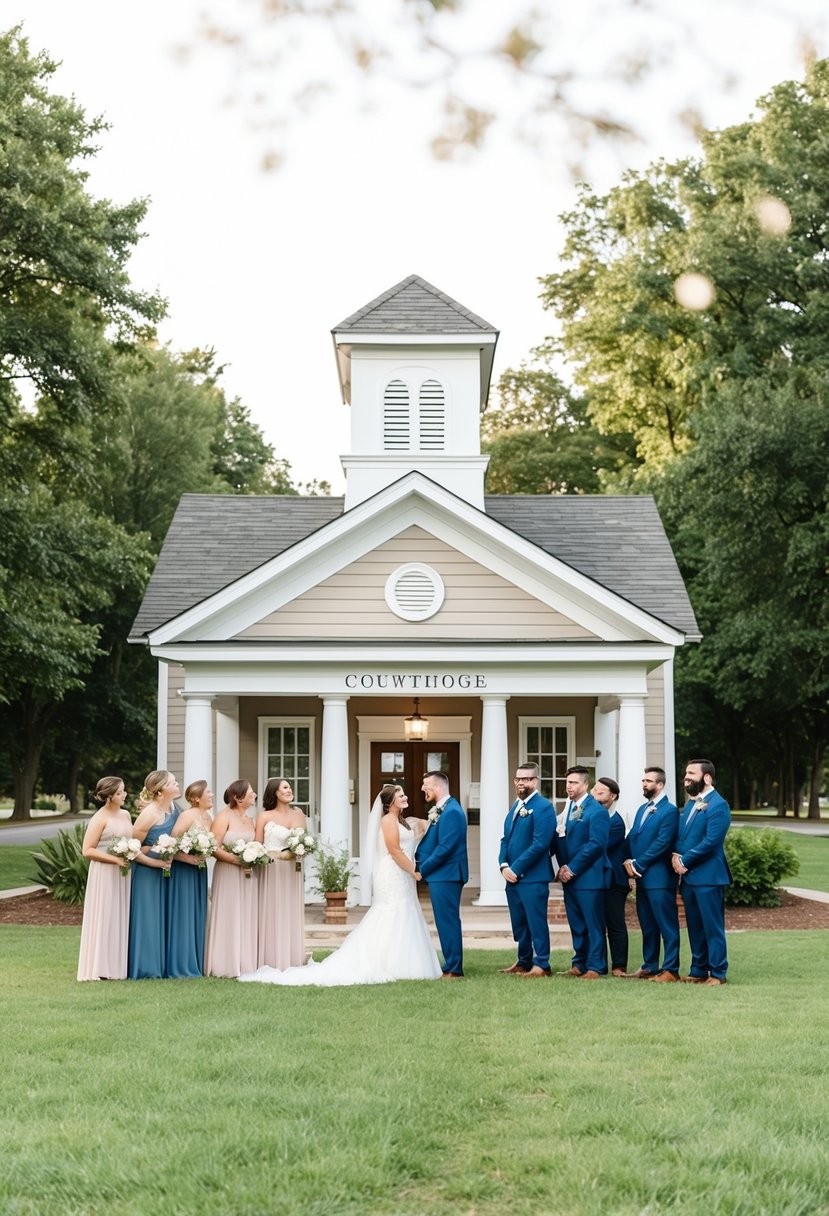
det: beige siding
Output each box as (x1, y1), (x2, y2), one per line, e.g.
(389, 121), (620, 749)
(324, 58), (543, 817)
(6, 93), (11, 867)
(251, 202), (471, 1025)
(235, 526), (597, 641)
(645, 665), (666, 768)
(166, 664), (185, 781)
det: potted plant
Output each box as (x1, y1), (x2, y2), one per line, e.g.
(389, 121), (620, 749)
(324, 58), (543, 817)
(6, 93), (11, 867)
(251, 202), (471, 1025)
(313, 842), (355, 924)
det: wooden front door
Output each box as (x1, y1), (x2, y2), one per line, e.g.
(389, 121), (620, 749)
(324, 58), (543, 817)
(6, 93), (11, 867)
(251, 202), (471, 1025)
(370, 741), (460, 819)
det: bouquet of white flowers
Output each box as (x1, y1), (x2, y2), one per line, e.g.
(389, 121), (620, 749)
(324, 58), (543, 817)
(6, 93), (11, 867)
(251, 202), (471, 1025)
(177, 826), (217, 869)
(151, 833), (180, 877)
(282, 827), (319, 872)
(107, 835), (142, 876)
(227, 838), (271, 877)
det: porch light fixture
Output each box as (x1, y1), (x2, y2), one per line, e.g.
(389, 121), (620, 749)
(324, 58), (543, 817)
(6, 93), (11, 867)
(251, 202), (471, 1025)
(404, 698), (429, 742)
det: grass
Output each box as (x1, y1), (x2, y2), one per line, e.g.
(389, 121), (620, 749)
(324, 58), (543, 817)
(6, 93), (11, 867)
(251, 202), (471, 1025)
(1, 929), (828, 1215)
(0, 842), (42, 890)
(777, 832), (829, 893)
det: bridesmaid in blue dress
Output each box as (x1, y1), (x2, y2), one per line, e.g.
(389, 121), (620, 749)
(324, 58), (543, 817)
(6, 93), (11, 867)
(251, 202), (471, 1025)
(127, 769), (180, 979)
(167, 779), (214, 978)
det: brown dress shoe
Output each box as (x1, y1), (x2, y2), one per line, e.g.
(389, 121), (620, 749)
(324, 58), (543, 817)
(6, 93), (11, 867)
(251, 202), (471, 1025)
(621, 968), (655, 979)
(680, 975), (706, 984)
(650, 971), (679, 983)
(440, 972), (464, 980)
(578, 970), (603, 980)
(498, 963), (531, 974)
(703, 977), (726, 986)
(611, 968), (627, 977)
(555, 967), (585, 978)
(520, 965), (552, 978)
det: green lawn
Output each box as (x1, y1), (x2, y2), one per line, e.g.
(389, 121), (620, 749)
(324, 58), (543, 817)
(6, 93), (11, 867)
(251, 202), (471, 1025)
(0, 842), (42, 890)
(1, 929), (828, 1215)
(777, 832), (829, 893)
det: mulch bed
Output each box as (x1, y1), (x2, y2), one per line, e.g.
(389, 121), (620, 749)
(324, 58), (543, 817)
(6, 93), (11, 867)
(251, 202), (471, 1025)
(1, 887), (828, 929)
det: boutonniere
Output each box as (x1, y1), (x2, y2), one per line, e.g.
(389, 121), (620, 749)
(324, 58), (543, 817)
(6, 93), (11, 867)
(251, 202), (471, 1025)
(570, 807), (583, 822)
(427, 807), (442, 825)
(693, 800), (708, 812)
(518, 806), (532, 818)
(556, 822), (567, 837)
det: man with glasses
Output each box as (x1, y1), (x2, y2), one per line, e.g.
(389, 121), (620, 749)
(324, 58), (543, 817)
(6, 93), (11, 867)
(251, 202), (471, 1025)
(497, 762), (556, 977)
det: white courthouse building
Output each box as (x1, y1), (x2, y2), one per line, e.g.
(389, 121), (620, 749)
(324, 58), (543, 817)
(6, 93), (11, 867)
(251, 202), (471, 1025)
(130, 275), (699, 905)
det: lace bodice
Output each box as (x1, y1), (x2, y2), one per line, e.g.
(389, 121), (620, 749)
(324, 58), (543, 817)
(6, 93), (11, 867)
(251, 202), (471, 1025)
(263, 820), (292, 852)
(373, 819), (416, 906)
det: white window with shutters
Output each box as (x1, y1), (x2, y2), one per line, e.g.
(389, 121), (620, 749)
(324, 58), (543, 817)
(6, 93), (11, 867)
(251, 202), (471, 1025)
(418, 379), (445, 450)
(384, 563), (445, 621)
(382, 379), (410, 450)
(381, 375), (446, 453)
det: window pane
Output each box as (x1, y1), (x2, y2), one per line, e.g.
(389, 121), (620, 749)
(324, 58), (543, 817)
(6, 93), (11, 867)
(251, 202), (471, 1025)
(523, 720), (571, 804)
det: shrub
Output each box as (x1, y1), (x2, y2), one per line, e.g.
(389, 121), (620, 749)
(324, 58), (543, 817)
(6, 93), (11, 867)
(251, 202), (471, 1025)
(33, 798), (57, 811)
(724, 828), (799, 907)
(29, 825), (89, 905)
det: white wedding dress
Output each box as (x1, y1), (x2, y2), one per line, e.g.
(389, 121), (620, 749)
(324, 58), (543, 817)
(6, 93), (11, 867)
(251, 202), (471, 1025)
(238, 818), (441, 987)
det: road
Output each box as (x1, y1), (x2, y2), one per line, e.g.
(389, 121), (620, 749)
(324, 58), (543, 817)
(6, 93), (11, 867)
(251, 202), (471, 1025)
(0, 817), (91, 847)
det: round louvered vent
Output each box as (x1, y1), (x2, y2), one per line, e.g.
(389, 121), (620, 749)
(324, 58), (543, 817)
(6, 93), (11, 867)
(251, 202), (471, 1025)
(384, 563), (445, 622)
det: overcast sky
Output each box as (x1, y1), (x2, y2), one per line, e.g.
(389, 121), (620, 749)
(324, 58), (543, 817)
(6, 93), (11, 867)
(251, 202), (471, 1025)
(15, 1), (829, 489)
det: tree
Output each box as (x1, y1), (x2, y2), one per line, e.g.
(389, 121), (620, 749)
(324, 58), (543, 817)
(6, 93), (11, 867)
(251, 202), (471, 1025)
(482, 344), (637, 494)
(658, 377), (828, 817)
(540, 62), (829, 470)
(0, 28), (164, 438)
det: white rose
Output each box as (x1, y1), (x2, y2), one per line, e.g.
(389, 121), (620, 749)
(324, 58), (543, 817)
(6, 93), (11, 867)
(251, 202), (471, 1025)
(197, 834), (211, 850)
(242, 844), (258, 863)
(295, 844), (305, 856)
(304, 835), (314, 847)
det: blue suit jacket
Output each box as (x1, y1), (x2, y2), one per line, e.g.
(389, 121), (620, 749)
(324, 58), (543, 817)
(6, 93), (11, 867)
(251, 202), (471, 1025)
(552, 793), (611, 889)
(606, 810), (629, 888)
(627, 797), (679, 891)
(416, 796), (469, 884)
(498, 791), (555, 882)
(675, 790), (732, 886)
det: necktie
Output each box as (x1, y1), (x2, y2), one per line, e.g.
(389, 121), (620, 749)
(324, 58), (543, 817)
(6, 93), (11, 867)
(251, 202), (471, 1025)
(512, 799), (524, 821)
(686, 802), (701, 830)
(642, 800), (655, 822)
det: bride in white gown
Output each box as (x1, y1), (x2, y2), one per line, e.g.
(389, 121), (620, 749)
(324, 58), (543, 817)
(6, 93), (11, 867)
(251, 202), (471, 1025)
(238, 785), (441, 986)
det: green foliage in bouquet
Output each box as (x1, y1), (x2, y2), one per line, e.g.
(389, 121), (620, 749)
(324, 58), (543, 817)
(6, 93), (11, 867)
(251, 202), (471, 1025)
(312, 842), (355, 894)
(29, 825), (89, 905)
(724, 829), (799, 907)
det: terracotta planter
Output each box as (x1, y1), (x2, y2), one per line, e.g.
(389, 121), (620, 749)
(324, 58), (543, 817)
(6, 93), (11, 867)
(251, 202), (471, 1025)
(323, 891), (348, 924)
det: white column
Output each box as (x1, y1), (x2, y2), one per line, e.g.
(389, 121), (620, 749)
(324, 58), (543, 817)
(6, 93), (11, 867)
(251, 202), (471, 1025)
(182, 694), (214, 793)
(156, 662), (168, 770)
(662, 657), (677, 803)
(319, 696), (351, 850)
(475, 695), (510, 907)
(214, 696), (240, 807)
(594, 704), (618, 782)
(617, 695), (647, 830)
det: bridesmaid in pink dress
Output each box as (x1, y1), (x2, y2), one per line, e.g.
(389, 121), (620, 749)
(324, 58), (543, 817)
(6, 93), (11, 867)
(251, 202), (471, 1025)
(205, 780), (259, 977)
(256, 778), (307, 970)
(77, 776), (134, 981)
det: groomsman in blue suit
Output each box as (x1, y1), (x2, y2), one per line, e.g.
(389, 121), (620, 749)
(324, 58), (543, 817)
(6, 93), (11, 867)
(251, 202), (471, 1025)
(415, 771), (468, 979)
(623, 766), (680, 982)
(673, 759), (732, 986)
(552, 765), (611, 979)
(497, 762), (556, 977)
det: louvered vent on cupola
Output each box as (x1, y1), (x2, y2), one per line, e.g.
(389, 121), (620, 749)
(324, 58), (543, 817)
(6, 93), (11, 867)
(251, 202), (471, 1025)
(418, 379), (445, 450)
(384, 563), (445, 621)
(382, 379), (410, 450)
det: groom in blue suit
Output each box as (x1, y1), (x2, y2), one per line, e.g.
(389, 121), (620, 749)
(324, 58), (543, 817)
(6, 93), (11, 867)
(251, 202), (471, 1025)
(624, 766), (680, 982)
(415, 771), (468, 979)
(673, 759), (732, 985)
(498, 762), (556, 977)
(552, 765), (611, 979)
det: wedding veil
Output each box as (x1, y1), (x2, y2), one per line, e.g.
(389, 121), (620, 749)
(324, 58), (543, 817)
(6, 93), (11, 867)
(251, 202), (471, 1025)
(361, 791), (385, 906)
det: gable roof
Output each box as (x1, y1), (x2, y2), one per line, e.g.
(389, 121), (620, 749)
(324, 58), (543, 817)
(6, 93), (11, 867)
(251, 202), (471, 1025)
(332, 274), (498, 335)
(130, 491), (699, 641)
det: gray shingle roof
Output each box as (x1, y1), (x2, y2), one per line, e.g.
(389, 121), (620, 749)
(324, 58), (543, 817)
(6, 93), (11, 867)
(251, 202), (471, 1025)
(332, 274), (498, 334)
(130, 491), (699, 640)
(485, 495), (700, 639)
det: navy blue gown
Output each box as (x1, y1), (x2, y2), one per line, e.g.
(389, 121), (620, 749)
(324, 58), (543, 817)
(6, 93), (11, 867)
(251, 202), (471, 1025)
(127, 807), (178, 979)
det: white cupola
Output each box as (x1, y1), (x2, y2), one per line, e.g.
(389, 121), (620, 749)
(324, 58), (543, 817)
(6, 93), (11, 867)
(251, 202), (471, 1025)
(331, 275), (499, 511)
